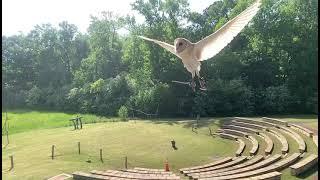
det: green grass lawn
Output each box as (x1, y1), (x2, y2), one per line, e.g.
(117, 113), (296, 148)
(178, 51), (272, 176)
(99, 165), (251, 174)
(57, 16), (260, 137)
(1, 110), (318, 180)
(1, 109), (118, 134)
(2, 120), (237, 180)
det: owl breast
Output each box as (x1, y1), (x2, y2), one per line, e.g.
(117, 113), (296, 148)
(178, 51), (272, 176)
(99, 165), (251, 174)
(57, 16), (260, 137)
(178, 46), (201, 73)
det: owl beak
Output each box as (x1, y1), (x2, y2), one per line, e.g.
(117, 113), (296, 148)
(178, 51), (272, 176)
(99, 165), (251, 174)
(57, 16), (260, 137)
(175, 44), (181, 53)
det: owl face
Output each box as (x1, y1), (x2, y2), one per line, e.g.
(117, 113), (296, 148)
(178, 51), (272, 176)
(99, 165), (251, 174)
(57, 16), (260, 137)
(174, 38), (190, 54)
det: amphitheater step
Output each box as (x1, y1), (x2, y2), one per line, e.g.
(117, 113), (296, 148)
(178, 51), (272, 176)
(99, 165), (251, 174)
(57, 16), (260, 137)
(290, 154), (318, 176)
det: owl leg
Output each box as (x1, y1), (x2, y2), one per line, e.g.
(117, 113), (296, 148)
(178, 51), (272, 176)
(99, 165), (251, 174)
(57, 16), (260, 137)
(190, 72), (196, 92)
(196, 70), (207, 91)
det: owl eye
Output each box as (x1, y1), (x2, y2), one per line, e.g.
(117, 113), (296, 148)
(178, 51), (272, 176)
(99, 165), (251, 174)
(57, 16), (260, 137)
(178, 42), (183, 46)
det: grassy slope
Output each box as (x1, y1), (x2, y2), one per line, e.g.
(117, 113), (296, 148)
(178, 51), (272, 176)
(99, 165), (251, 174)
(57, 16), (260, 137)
(1, 110), (117, 134)
(2, 120), (237, 180)
(1, 111), (318, 179)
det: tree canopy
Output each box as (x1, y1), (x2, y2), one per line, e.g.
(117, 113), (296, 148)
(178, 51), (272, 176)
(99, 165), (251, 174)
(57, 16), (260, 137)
(2, 0), (318, 117)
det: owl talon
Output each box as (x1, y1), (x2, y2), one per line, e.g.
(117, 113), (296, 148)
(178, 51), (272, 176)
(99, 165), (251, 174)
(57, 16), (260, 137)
(190, 79), (196, 92)
(199, 77), (207, 90)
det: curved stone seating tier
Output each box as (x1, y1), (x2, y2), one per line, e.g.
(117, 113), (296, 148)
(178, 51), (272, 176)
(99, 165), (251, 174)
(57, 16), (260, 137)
(265, 153), (301, 171)
(267, 129), (289, 154)
(90, 170), (181, 180)
(262, 117), (288, 127)
(188, 155), (264, 179)
(289, 123), (314, 138)
(236, 171), (282, 180)
(121, 169), (171, 174)
(192, 154), (282, 179)
(133, 167), (165, 172)
(217, 133), (238, 140)
(233, 117), (279, 128)
(290, 154), (318, 176)
(73, 171), (118, 180)
(72, 117), (317, 180)
(313, 136), (318, 147)
(196, 153), (300, 180)
(248, 135), (259, 155)
(231, 120), (267, 131)
(183, 156), (248, 174)
(278, 126), (306, 153)
(179, 157), (233, 172)
(258, 132), (274, 155)
(236, 139), (246, 156)
(222, 124), (259, 134)
(219, 128), (249, 137)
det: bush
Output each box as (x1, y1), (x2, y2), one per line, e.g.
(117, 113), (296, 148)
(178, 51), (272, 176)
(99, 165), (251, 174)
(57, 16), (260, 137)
(118, 105), (128, 121)
(26, 86), (43, 107)
(205, 79), (254, 116)
(263, 85), (293, 114)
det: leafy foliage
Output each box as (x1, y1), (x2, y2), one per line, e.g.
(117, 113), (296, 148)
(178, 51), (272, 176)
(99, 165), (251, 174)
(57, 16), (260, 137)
(118, 105), (129, 121)
(2, 0), (317, 116)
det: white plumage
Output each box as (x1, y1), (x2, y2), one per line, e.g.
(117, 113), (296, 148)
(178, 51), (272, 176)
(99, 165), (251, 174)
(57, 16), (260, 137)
(139, 0), (262, 90)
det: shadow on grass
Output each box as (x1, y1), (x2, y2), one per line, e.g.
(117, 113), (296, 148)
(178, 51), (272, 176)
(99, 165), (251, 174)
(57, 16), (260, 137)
(295, 163), (318, 179)
(267, 114), (318, 120)
(4, 108), (75, 115)
(145, 117), (232, 130)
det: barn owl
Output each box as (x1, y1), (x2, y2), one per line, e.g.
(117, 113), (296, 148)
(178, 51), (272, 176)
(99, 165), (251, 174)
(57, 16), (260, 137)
(139, 0), (261, 91)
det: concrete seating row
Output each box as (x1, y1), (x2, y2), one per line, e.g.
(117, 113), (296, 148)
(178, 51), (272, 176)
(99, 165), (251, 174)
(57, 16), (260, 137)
(262, 117), (288, 127)
(313, 135), (318, 147)
(231, 118), (304, 154)
(133, 167), (165, 172)
(73, 171), (122, 180)
(122, 169), (171, 174)
(217, 133), (238, 140)
(233, 117), (278, 128)
(267, 129), (289, 154)
(218, 131), (257, 157)
(265, 153), (301, 172)
(196, 153), (300, 180)
(179, 157), (233, 172)
(187, 155), (264, 178)
(188, 118), (315, 180)
(219, 126), (259, 156)
(278, 126), (306, 153)
(73, 168), (181, 180)
(191, 154), (282, 179)
(219, 128), (249, 137)
(237, 118), (305, 153)
(89, 170), (180, 180)
(289, 123), (314, 138)
(236, 139), (246, 156)
(289, 154), (318, 176)
(231, 120), (267, 131)
(229, 118), (292, 155)
(236, 171), (281, 180)
(248, 135), (259, 155)
(183, 156), (247, 174)
(222, 124), (259, 134)
(258, 132), (274, 155)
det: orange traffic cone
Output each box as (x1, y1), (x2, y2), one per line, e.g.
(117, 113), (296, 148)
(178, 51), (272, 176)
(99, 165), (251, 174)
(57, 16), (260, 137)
(165, 159), (170, 171)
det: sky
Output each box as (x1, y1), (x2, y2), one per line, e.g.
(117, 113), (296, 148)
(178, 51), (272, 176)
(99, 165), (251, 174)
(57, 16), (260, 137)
(2, 0), (218, 36)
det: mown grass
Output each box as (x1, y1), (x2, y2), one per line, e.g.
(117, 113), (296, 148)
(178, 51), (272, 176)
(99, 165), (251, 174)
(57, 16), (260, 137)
(2, 120), (237, 180)
(2, 110), (118, 134)
(1, 110), (318, 179)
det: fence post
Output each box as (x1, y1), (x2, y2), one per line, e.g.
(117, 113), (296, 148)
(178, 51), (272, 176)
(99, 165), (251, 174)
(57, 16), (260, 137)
(196, 114), (200, 127)
(79, 117), (83, 129)
(9, 155), (13, 170)
(51, 145), (55, 160)
(125, 156), (128, 169)
(100, 149), (103, 162)
(78, 142), (80, 154)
